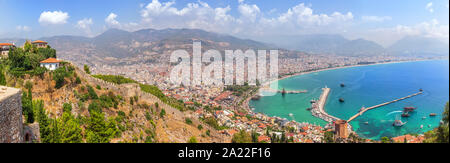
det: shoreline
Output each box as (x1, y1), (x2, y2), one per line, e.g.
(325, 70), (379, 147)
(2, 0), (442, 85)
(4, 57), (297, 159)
(244, 58), (441, 122)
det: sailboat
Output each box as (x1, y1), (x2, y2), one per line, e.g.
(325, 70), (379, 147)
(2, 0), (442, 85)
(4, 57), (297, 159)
(393, 114), (407, 127)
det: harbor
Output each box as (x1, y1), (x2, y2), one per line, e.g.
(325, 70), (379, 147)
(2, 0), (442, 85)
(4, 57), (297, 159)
(310, 87), (341, 123)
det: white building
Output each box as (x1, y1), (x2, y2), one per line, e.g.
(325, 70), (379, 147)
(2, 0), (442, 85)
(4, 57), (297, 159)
(40, 58), (62, 71)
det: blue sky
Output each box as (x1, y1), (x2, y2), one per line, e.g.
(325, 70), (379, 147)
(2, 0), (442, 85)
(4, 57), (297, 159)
(0, 0), (448, 46)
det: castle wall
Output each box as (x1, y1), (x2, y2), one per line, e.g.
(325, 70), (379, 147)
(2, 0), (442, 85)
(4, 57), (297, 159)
(0, 87), (24, 143)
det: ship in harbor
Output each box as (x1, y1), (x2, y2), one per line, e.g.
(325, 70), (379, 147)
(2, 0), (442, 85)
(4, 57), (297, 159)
(393, 115), (407, 127)
(404, 106), (417, 112)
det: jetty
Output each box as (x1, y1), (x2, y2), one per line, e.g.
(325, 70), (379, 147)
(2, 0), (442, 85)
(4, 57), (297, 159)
(310, 87), (341, 122)
(347, 91), (423, 122)
(278, 90), (308, 94)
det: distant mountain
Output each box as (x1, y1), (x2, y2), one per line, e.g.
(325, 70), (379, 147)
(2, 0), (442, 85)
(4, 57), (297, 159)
(258, 34), (386, 56)
(387, 36), (449, 56)
(39, 28), (274, 59)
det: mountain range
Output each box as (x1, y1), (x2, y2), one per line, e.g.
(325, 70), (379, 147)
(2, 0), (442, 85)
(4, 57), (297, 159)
(1, 28), (448, 59)
(258, 34), (449, 56)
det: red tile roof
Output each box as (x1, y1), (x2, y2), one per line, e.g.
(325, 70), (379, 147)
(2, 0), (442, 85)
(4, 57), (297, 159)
(32, 40), (47, 44)
(0, 43), (14, 46)
(258, 135), (271, 142)
(40, 58), (62, 63)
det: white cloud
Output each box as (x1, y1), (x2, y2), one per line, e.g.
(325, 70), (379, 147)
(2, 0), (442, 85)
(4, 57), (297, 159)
(135, 1), (355, 37)
(426, 2), (434, 13)
(16, 25), (31, 32)
(362, 16), (392, 22)
(365, 19), (449, 46)
(76, 18), (93, 29)
(238, 3), (261, 22)
(105, 13), (120, 26)
(76, 18), (94, 35)
(39, 11), (69, 25)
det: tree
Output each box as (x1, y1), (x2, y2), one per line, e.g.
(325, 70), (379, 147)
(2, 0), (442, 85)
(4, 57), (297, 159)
(435, 102), (449, 143)
(84, 64), (91, 74)
(188, 136), (198, 143)
(251, 131), (260, 143)
(63, 103), (72, 113)
(424, 102), (449, 143)
(58, 112), (83, 143)
(160, 109), (166, 118)
(22, 83), (34, 123)
(35, 100), (51, 143)
(0, 68), (6, 86)
(232, 130), (252, 143)
(323, 131), (335, 143)
(380, 137), (392, 143)
(86, 110), (119, 143)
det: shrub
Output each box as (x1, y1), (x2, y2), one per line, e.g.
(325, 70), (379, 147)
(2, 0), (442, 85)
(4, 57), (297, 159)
(185, 118), (193, 125)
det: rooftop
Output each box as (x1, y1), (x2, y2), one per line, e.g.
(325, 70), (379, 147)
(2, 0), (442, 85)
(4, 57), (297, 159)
(32, 40), (47, 44)
(0, 43), (14, 46)
(40, 58), (62, 63)
(0, 86), (21, 102)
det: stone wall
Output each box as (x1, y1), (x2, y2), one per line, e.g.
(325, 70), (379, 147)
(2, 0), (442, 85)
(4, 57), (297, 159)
(0, 87), (24, 143)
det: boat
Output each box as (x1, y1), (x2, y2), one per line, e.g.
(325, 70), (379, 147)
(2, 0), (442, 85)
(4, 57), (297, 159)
(306, 108), (312, 111)
(251, 95), (261, 100)
(339, 98), (345, 103)
(401, 112), (410, 117)
(430, 113), (437, 117)
(364, 122), (369, 125)
(310, 100), (316, 104)
(281, 88), (286, 96)
(393, 120), (406, 127)
(422, 117), (427, 120)
(359, 107), (366, 112)
(340, 83), (346, 87)
(404, 106), (417, 112)
(420, 125), (424, 129)
(393, 115), (406, 127)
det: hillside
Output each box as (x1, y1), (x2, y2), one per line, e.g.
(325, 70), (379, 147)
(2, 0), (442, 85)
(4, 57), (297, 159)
(0, 44), (230, 143)
(387, 36), (450, 56)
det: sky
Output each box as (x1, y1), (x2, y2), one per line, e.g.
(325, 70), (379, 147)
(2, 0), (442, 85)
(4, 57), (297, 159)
(0, 0), (448, 46)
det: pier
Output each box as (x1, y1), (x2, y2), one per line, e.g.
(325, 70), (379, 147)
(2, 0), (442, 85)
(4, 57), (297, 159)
(347, 91), (423, 122)
(278, 90), (308, 94)
(310, 87), (341, 122)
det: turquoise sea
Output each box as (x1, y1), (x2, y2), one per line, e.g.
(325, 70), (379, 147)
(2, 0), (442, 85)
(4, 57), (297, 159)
(249, 60), (449, 140)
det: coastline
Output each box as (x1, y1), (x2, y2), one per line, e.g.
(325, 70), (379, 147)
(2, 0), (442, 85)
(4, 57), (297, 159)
(244, 58), (439, 120)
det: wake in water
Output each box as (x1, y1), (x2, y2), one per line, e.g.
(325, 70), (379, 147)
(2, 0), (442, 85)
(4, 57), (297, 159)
(386, 111), (403, 116)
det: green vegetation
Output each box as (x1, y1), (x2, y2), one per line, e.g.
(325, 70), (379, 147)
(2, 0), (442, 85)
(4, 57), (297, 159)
(35, 100), (83, 143)
(160, 109), (166, 118)
(202, 117), (228, 130)
(226, 82), (256, 97)
(231, 130), (252, 143)
(188, 136), (198, 143)
(92, 74), (137, 85)
(63, 103), (72, 113)
(323, 131), (335, 143)
(84, 64), (91, 74)
(0, 65), (6, 85)
(380, 137), (392, 143)
(185, 118), (193, 125)
(197, 125), (203, 130)
(22, 82), (34, 123)
(85, 110), (120, 143)
(424, 102), (449, 143)
(92, 74), (187, 111)
(5, 42), (54, 77)
(53, 65), (75, 89)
